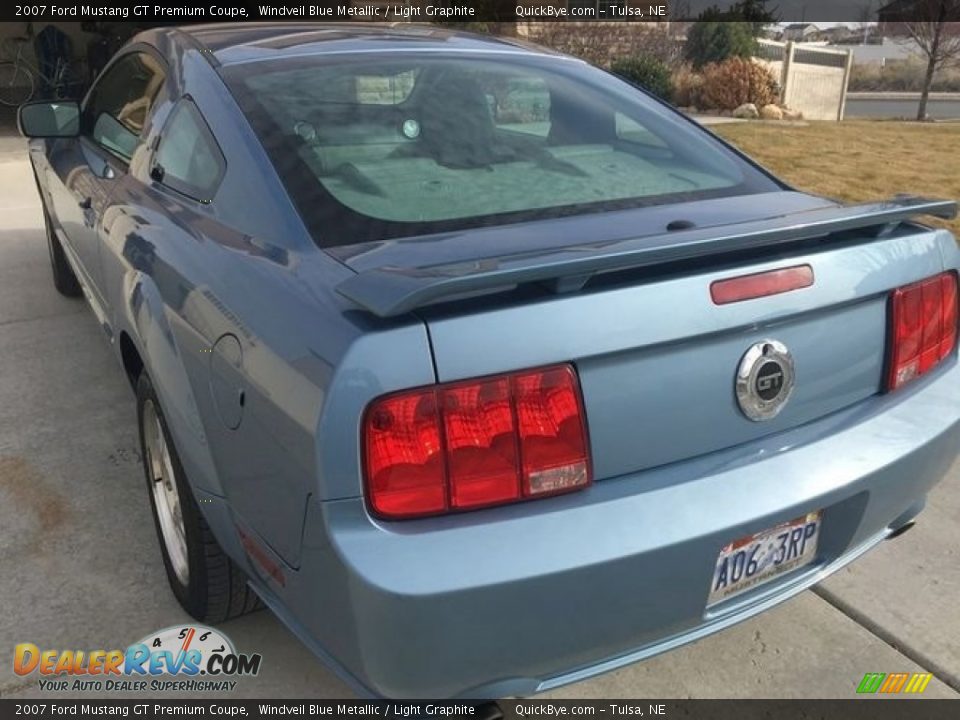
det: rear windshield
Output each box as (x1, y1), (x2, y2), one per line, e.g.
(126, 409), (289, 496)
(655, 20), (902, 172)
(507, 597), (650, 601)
(224, 53), (780, 246)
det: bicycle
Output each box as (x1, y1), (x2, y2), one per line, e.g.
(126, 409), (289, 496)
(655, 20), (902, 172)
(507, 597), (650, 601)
(0, 35), (83, 107)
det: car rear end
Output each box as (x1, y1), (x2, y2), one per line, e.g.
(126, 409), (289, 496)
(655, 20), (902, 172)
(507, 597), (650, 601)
(218, 40), (960, 698)
(290, 220), (959, 699)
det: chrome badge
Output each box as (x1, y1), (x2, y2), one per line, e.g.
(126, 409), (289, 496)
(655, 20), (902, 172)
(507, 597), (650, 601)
(736, 340), (795, 421)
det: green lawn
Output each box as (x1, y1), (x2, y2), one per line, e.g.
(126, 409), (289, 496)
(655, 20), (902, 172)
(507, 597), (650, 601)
(713, 120), (960, 237)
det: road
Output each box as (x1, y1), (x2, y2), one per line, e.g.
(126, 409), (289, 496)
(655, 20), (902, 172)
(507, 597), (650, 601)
(845, 93), (960, 120)
(0, 136), (957, 701)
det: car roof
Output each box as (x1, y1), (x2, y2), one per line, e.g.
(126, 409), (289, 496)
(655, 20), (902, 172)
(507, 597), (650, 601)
(141, 22), (561, 67)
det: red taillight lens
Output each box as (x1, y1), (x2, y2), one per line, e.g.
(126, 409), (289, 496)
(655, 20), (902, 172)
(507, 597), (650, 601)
(887, 272), (958, 391)
(442, 378), (520, 509)
(940, 273), (958, 359)
(364, 365), (591, 519)
(514, 367), (590, 497)
(364, 389), (447, 518)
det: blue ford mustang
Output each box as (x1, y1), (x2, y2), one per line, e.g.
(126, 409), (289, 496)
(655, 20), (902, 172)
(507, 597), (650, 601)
(19, 23), (960, 698)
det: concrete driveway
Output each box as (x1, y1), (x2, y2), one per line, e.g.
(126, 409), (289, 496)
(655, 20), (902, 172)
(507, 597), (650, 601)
(0, 135), (958, 701)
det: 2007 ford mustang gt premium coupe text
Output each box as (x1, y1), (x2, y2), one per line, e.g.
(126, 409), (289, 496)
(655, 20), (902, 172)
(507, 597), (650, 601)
(19, 23), (960, 698)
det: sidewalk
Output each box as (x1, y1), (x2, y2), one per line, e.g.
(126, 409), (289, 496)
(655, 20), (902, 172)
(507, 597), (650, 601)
(690, 115), (748, 125)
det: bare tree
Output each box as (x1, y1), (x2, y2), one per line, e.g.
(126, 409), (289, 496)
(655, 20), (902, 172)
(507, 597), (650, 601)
(903, 0), (960, 119)
(856, 1), (876, 44)
(669, 0), (692, 38)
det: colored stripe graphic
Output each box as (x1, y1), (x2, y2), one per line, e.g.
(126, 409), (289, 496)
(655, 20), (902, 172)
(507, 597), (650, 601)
(879, 672), (909, 693)
(904, 673), (933, 694)
(857, 672), (932, 694)
(857, 673), (885, 693)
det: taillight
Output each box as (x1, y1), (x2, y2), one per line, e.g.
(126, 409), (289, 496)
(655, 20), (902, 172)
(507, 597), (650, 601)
(514, 367), (590, 497)
(442, 377), (518, 510)
(887, 272), (957, 391)
(364, 389), (446, 517)
(364, 364), (591, 519)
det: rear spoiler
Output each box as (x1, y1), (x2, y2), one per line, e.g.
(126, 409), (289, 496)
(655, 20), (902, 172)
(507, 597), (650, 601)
(336, 196), (957, 318)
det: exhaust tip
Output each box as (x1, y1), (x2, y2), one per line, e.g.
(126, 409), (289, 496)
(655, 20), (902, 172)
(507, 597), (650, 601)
(887, 520), (917, 541)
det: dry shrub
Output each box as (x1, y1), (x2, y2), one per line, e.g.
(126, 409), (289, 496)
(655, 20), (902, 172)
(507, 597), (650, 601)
(849, 61), (960, 92)
(699, 57), (779, 111)
(671, 64), (704, 108)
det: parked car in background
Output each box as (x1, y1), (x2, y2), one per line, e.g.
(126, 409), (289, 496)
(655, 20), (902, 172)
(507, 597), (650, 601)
(18, 23), (960, 698)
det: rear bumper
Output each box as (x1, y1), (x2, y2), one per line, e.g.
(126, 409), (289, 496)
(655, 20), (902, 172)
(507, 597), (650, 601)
(268, 357), (960, 698)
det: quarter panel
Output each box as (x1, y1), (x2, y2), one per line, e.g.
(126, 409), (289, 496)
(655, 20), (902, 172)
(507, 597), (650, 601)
(101, 178), (330, 567)
(94, 45), (337, 566)
(92, 44), (441, 567)
(100, 169), (436, 566)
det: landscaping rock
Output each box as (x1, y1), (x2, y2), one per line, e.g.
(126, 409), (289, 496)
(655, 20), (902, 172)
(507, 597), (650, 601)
(760, 104), (784, 120)
(732, 103), (759, 119)
(781, 107), (804, 120)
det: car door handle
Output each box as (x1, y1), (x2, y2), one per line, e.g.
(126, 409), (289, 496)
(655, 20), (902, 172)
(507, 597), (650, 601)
(78, 197), (92, 210)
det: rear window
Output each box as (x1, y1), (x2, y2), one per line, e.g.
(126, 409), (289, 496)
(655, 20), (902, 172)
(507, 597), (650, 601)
(224, 54), (779, 246)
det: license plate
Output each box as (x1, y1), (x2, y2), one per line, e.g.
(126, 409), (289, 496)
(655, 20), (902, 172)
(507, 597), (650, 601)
(707, 511), (822, 607)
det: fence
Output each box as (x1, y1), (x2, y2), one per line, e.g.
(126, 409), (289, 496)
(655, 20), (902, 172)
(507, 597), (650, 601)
(755, 39), (854, 121)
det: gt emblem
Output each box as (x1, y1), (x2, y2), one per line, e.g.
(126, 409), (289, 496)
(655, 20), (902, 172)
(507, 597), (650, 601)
(755, 363), (784, 398)
(736, 340), (795, 421)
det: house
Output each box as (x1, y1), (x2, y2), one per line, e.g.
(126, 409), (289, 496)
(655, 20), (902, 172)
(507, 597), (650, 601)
(782, 23), (820, 41)
(849, 36), (927, 64)
(817, 25), (862, 44)
(759, 26), (784, 41)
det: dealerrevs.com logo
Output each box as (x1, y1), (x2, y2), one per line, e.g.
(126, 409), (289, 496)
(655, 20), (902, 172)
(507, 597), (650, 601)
(14, 625), (262, 692)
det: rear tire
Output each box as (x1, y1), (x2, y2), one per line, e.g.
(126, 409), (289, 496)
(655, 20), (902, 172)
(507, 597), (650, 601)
(0, 62), (33, 106)
(137, 372), (263, 622)
(44, 210), (82, 297)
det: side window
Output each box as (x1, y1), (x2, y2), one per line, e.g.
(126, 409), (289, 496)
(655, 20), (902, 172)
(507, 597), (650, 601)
(615, 112), (668, 149)
(487, 76), (551, 138)
(82, 52), (166, 163)
(152, 99), (225, 203)
(355, 70), (417, 105)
